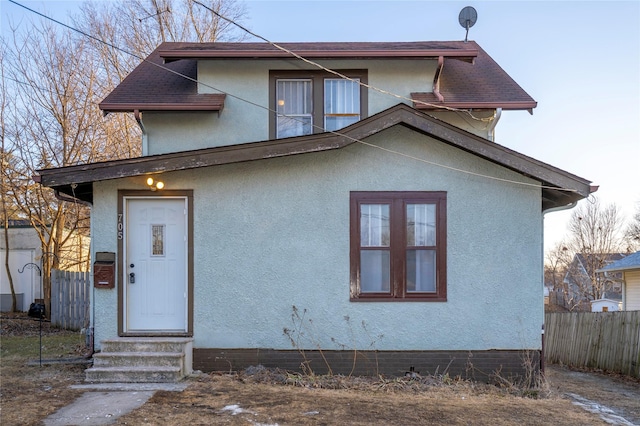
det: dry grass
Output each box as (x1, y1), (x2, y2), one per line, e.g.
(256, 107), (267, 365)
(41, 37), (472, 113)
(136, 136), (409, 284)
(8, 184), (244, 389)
(0, 313), (618, 425)
(116, 371), (607, 425)
(0, 313), (89, 426)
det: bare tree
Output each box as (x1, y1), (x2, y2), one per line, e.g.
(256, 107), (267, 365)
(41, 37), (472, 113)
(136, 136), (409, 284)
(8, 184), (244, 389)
(2, 19), (97, 315)
(72, 0), (250, 160)
(544, 241), (571, 290)
(2, 0), (249, 315)
(624, 201), (640, 251)
(77, 0), (247, 75)
(562, 197), (626, 302)
(1, 44), (20, 313)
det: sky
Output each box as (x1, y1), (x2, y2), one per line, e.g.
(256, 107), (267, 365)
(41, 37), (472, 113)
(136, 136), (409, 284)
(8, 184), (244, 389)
(2, 0), (639, 254)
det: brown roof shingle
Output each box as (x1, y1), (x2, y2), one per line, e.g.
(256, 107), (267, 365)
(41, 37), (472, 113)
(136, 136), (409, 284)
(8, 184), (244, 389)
(99, 43), (225, 113)
(412, 43), (537, 111)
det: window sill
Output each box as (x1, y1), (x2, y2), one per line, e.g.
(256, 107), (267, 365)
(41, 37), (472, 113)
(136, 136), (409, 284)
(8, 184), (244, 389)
(350, 296), (447, 302)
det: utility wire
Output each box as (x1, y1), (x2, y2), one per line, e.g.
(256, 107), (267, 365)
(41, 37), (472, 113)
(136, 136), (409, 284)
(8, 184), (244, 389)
(7, 0), (579, 194)
(191, 0), (490, 120)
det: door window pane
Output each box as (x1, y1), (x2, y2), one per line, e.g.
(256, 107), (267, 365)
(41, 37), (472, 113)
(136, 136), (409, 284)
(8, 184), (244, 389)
(407, 204), (436, 246)
(406, 249), (436, 292)
(276, 79), (313, 138)
(151, 224), (165, 256)
(361, 250), (390, 292)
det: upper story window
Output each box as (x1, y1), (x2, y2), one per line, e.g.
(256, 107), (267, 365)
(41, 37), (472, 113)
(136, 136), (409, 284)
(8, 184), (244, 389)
(270, 70), (368, 139)
(350, 191), (447, 302)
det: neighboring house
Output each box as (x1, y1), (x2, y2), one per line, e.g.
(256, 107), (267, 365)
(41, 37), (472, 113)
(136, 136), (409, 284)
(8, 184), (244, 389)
(590, 298), (621, 312)
(1, 220), (42, 312)
(1, 220), (91, 312)
(562, 253), (625, 311)
(598, 251), (640, 311)
(35, 41), (594, 381)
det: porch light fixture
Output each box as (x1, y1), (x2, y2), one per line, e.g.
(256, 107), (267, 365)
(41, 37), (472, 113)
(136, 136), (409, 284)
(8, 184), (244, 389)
(146, 177), (164, 191)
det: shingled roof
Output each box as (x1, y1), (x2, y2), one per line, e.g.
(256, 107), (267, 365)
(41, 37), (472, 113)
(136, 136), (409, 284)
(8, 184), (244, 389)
(598, 251), (640, 272)
(99, 41), (536, 114)
(411, 44), (536, 111)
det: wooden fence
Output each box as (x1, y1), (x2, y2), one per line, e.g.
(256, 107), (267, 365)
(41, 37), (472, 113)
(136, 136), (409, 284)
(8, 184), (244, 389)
(51, 269), (90, 331)
(544, 311), (640, 378)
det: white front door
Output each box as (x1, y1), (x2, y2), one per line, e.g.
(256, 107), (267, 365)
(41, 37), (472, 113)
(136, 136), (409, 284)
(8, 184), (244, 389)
(124, 197), (188, 332)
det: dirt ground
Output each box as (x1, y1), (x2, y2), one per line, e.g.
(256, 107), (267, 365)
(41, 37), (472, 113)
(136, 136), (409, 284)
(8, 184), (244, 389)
(2, 313), (639, 425)
(545, 365), (640, 425)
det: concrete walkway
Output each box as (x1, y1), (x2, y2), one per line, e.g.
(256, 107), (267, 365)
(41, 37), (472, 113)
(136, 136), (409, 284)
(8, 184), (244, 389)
(43, 383), (188, 426)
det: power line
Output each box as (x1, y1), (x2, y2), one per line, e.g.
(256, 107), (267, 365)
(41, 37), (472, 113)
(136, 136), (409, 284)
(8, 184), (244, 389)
(7, 0), (579, 195)
(191, 0), (491, 120)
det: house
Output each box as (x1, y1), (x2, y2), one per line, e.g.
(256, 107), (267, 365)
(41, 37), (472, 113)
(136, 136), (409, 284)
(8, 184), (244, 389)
(590, 298), (621, 312)
(598, 251), (640, 310)
(1, 219), (90, 312)
(0, 220), (42, 312)
(34, 41), (594, 382)
(562, 253), (626, 311)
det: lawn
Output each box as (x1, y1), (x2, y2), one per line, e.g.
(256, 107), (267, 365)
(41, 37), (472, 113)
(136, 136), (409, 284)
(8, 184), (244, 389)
(1, 314), (610, 425)
(1, 314), (88, 425)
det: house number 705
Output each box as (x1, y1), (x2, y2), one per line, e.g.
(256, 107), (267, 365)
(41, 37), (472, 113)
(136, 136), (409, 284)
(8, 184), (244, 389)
(117, 214), (123, 240)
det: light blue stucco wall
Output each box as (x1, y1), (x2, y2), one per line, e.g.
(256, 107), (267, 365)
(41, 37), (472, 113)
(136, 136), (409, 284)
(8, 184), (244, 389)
(144, 59), (448, 155)
(91, 125), (543, 351)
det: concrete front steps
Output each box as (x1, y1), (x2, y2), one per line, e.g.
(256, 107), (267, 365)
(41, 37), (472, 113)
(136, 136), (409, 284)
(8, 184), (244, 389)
(85, 337), (193, 383)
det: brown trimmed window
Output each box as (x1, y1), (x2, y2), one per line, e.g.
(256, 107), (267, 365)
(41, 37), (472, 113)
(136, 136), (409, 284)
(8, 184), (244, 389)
(350, 192), (447, 301)
(269, 70), (368, 139)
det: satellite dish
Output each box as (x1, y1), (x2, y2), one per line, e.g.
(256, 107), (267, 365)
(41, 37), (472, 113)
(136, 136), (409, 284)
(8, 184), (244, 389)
(458, 6), (478, 42)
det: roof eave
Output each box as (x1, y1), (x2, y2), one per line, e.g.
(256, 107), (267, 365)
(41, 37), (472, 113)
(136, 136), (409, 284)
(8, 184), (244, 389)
(413, 101), (538, 111)
(37, 104), (591, 209)
(598, 265), (640, 273)
(99, 102), (224, 113)
(158, 49), (478, 61)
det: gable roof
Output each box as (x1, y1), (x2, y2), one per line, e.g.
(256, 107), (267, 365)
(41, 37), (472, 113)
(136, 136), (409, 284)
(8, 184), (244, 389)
(99, 41), (536, 114)
(36, 104), (591, 207)
(598, 251), (640, 272)
(564, 253), (627, 286)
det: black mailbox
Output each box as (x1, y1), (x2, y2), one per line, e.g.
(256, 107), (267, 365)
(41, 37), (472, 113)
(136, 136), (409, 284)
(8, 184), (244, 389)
(94, 252), (115, 289)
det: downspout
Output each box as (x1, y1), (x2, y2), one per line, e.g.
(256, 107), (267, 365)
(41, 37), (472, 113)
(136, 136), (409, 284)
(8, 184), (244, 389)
(539, 200), (578, 375)
(432, 56), (445, 102)
(135, 110), (148, 156)
(487, 108), (502, 142)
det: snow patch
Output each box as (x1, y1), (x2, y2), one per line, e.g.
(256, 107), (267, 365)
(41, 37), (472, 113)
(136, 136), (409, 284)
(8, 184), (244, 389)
(566, 393), (635, 426)
(221, 404), (253, 416)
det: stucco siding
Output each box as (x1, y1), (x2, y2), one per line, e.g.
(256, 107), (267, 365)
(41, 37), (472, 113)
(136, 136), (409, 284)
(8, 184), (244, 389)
(625, 270), (640, 310)
(92, 124), (542, 351)
(90, 184), (120, 346)
(146, 59), (439, 154)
